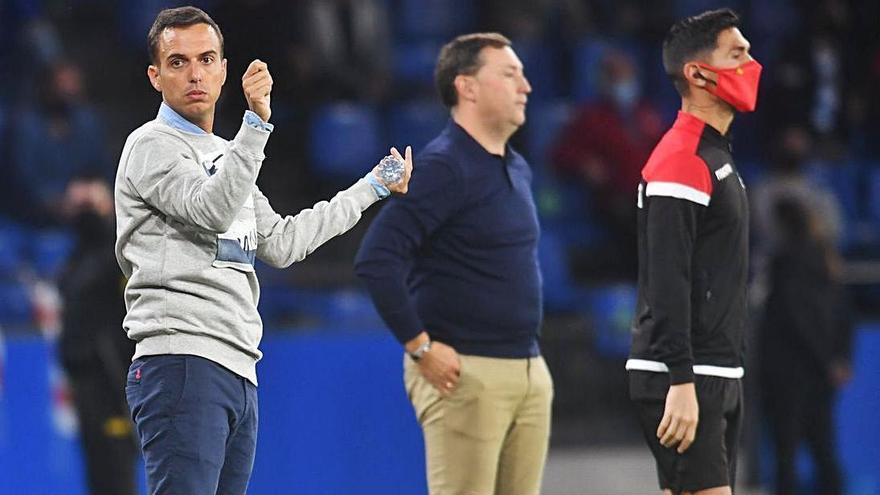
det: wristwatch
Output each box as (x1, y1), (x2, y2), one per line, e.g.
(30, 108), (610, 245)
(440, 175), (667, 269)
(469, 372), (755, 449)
(408, 339), (432, 362)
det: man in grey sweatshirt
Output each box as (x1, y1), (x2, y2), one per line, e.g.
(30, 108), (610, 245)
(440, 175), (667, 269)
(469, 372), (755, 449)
(115, 7), (412, 494)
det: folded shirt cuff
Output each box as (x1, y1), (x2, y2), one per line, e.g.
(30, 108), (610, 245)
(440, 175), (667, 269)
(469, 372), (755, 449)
(244, 110), (274, 132)
(365, 172), (391, 199)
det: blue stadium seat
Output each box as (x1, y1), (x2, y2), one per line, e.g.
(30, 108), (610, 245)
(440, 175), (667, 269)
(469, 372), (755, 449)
(310, 103), (383, 180)
(257, 286), (310, 327)
(735, 160), (765, 187)
(805, 160), (860, 221)
(387, 100), (447, 155)
(865, 165), (880, 224)
(30, 229), (75, 280)
(536, 179), (606, 248)
(514, 39), (561, 101)
(315, 290), (385, 330)
(396, 0), (475, 41)
(538, 230), (594, 313)
(588, 284), (637, 358)
(838, 325), (880, 492)
(571, 37), (611, 103)
(392, 41), (442, 88)
(0, 281), (33, 328)
(643, 47), (681, 121)
(115, 0), (218, 48)
(258, 287), (384, 330)
(0, 222), (27, 279)
(674, 0), (744, 18)
(539, 230), (576, 312)
(523, 100), (574, 171)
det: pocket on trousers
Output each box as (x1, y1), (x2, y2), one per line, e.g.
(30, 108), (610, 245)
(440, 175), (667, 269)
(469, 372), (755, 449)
(404, 355), (442, 424)
(135, 355), (190, 416)
(534, 357), (555, 403)
(444, 362), (499, 441)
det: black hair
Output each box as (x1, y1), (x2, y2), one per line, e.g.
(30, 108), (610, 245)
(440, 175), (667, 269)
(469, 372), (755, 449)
(662, 8), (740, 96)
(148, 6), (224, 65)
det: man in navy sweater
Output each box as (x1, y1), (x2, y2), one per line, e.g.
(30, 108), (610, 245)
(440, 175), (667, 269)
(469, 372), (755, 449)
(355, 33), (553, 495)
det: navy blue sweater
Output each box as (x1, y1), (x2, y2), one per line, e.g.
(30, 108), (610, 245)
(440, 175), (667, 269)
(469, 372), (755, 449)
(354, 121), (542, 358)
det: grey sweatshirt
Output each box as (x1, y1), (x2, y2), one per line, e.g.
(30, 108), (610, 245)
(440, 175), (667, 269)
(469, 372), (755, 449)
(115, 113), (380, 384)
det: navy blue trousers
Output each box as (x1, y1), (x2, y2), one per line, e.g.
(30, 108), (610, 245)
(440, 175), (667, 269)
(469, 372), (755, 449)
(126, 355), (258, 495)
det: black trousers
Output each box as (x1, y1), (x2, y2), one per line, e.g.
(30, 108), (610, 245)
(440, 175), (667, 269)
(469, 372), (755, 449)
(68, 363), (138, 495)
(761, 372), (842, 495)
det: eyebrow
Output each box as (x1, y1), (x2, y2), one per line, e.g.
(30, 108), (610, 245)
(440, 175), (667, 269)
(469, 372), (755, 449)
(166, 50), (219, 61)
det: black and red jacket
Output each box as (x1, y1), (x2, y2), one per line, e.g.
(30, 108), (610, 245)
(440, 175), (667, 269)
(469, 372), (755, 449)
(627, 111), (749, 385)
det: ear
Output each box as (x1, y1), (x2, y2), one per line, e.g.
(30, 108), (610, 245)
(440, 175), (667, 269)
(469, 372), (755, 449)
(147, 65), (162, 92)
(453, 74), (477, 104)
(220, 58), (228, 86)
(682, 62), (710, 89)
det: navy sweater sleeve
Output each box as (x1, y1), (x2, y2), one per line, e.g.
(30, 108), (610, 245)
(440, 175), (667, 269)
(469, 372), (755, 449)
(354, 154), (465, 345)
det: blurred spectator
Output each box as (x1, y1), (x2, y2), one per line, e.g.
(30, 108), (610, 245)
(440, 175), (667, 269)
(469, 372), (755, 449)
(211, 0), (316, 215)
(760, 0), (855, 157)
(594, 0), (675, 41)
(750, 126), (843, 255)
(116, 0), (217, 49)
(212, 0), (305, 107)
(9, 61), (110, 225)
(746, 125), (843, 488)
(57, 177), (136, 495)
(302, 0), (391, 103)
(758, 197), (853, 495)
(478, 0), (590, 41)
(848, 23), (880, 158)
(0, 103), (8, 216)
(550, 49), (664, 279)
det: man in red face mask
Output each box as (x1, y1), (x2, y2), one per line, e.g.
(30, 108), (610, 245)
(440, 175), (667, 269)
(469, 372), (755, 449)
(626, 9), (758, 495)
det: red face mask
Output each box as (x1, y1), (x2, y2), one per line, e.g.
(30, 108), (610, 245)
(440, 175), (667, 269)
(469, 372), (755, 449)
(696, 59), (763, 112)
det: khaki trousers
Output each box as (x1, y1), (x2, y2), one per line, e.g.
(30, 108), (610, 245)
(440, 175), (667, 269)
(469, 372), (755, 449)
(404, 354), (554, 495)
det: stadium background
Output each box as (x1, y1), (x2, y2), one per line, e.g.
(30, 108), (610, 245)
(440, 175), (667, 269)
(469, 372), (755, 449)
(0, 0), (878, 493)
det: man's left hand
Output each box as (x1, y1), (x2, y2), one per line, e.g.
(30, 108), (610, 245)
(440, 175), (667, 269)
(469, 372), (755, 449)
(242, 59), (273, 123)
(373, 146), (413, 195)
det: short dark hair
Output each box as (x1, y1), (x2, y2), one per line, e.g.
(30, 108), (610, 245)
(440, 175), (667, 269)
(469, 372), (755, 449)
(662, 8), (740, 96)
(434, 32), (512, 108)
(148, 6), (224, 65)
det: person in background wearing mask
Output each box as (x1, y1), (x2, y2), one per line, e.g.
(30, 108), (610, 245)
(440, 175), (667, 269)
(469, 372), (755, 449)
(758, 197), (852, 495)
(59, 176), (137, 495)
(751, 125), (843, 260)
(551, 49), (664, 280)
(9, 62), (110, 225)
(627, 9), (760, 495)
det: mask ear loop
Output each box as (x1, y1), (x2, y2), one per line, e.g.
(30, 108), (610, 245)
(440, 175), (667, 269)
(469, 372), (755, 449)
(693, 69), (717, 86)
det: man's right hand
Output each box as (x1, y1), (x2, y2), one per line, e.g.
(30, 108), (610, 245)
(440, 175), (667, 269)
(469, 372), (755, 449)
(657, 382), (699, 454)
(406, 333), (460, 396)
(242, 59), (273, 123)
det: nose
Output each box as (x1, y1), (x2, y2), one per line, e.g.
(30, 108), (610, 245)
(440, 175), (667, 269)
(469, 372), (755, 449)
(520, 74), (532, 94)
(189, 63), (203, 83)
